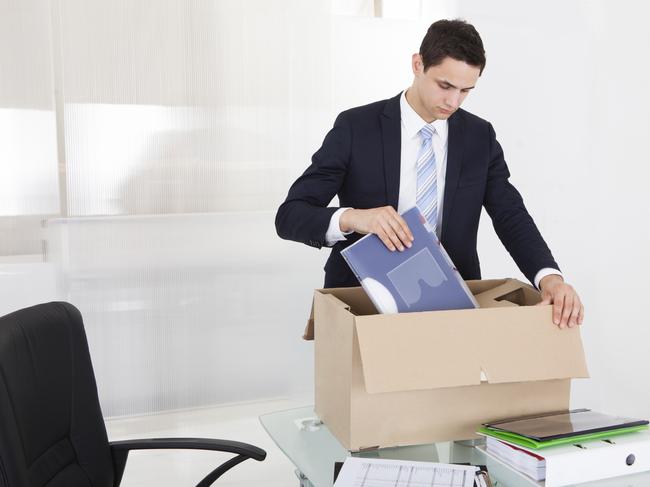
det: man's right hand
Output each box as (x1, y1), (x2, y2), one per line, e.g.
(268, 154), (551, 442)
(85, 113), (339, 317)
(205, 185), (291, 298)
(339, 207), (414, 251)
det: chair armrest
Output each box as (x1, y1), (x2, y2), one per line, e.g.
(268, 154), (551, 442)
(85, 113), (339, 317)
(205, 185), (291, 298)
(110, 437), (266, 460)
(109, 437), (266, 487)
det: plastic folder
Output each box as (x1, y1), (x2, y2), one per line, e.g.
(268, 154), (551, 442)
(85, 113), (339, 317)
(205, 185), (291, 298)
(340, 206), (477, 314)
(478, 424), (649, 449)
(480, 409), (649, 449)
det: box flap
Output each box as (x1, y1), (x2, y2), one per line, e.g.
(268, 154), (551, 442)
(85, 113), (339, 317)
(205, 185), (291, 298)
(465, 278), (510, 295)
(355, 310), (484, 393)
(355, 305), (589, 394)
(304, 307), (315, 341)
(304, 287), (377, 340)
(473, 278), (541, 308)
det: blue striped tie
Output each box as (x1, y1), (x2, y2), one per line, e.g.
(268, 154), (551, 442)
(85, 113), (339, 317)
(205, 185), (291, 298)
(416, 124), (438, 233)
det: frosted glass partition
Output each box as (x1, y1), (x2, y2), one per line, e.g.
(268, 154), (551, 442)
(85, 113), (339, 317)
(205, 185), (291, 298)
(45, 212), (326, 417)
(2, 0), (457, 418)
(0, 0), (59, 220)
(0, 259), (60, 317)
(0, 108), (59, 216)
(62, 104), (294, 216)
(57, 0), (332, 218)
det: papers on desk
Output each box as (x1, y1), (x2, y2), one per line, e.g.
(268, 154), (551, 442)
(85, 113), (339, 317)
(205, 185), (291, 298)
(333, 457), (487, 487)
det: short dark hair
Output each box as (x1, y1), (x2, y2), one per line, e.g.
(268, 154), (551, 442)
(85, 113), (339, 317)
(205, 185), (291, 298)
(419, 19), (486, 75)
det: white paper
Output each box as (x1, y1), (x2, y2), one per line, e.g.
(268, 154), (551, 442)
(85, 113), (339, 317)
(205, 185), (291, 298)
(334, 457), (478, 487)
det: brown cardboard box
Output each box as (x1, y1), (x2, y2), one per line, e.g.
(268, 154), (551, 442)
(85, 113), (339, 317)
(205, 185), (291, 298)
(304, 278), (589, 451)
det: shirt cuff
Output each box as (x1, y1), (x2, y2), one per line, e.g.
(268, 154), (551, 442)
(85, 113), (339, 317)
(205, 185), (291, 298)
(325, 207), (354, 246)
(534, 268), (563, 290)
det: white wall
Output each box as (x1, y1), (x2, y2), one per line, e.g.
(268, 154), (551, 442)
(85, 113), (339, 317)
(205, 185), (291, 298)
(457, 0), (650, 417)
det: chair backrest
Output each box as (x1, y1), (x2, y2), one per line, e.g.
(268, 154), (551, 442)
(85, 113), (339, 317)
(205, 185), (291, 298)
(0, 302), (114, 487)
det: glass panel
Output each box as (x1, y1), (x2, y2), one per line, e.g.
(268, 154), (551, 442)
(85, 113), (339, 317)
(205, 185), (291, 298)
(0, 0), (59, 218)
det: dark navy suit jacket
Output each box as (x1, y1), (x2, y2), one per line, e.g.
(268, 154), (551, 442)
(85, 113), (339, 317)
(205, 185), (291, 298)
(275, 92), (559, 288)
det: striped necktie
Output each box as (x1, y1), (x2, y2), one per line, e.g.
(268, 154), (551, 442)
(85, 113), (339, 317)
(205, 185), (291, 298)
(416, 124), (438, 233)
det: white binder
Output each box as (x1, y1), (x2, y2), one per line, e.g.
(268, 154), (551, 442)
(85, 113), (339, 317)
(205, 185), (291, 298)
(477, 430), (650, 486)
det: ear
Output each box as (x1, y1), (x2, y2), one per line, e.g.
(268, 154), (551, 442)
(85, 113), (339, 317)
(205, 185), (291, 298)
(411, 53), (423, 75)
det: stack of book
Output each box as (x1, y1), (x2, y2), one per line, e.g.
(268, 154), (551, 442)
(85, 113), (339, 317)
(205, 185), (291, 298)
(477, 409), (650, 486)
(484, 436), (545, 481)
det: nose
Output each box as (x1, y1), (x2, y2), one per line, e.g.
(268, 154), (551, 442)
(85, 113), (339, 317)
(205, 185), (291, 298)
(445, 90), (463, 109)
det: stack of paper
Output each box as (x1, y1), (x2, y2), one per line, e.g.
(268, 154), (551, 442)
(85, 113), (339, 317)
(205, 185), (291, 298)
(333, 457), (488, 487)
(485, 436), (545, 481)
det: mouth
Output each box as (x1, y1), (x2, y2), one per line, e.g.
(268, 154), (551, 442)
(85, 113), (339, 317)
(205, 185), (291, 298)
(438, 108), (454, 115)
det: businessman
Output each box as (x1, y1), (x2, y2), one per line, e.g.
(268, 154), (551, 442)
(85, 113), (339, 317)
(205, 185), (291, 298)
(276, 19), (583, 328)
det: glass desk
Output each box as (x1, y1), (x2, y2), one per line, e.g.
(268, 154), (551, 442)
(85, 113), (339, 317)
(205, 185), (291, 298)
(260, 406), (650, 487)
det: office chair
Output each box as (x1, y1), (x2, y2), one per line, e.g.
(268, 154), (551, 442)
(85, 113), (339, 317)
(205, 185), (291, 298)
(0, 302), (266, 487)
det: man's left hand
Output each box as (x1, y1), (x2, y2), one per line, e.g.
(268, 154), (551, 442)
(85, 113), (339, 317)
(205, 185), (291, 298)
(538, 274), (584, 328)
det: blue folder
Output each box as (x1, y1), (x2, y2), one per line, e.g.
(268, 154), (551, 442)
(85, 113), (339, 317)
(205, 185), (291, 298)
(341, 207), (478, 314)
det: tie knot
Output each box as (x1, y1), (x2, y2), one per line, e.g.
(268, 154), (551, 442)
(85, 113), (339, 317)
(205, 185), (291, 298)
(419, 124), (435, 140)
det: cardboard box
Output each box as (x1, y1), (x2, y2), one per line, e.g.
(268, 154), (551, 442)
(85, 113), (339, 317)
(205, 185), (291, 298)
(304, 278), (589, 452)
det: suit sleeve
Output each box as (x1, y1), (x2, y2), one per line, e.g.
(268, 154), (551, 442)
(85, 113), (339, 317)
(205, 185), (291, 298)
(275, 112), (352, 249)
(483, 123), (560, 284)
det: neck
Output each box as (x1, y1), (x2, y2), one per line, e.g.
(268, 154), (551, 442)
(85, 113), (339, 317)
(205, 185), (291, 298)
(405, 87), (436, 123)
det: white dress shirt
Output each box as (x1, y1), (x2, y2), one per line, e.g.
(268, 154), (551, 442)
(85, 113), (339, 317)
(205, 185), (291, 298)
(325, 90), (560, 289)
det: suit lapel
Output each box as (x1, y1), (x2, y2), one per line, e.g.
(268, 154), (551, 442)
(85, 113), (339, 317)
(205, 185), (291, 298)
(380, 93), (402, 209)
(441, 110), (466, 241)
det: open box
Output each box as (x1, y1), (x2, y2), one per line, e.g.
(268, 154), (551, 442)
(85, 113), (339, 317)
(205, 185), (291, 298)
(304, 278), (589, 451)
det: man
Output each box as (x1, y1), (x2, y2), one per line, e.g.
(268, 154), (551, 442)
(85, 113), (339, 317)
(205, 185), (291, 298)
(276, 19), (583, 328)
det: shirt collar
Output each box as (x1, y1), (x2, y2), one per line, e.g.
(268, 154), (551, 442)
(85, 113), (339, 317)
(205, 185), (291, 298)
(400, 89), (448, 142)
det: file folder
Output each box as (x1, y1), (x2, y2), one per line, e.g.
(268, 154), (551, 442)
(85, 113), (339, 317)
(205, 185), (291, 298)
(340, 206), (477, 314)
(483, 408), (649, 444)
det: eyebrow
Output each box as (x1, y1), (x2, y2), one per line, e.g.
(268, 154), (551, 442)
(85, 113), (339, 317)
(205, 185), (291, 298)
(437, 79), (476, 91)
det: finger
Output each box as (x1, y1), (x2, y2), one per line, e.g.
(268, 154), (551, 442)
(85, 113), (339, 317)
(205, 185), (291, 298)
(577, 303), (585, 325)
(386, 215), (413, 248)
(560, 295), (574, 328)
(379, 220), (404, 251)
(553, 293), (565, 327)
(568, 303), (581, 328)
(376, 228), (396, 251)
(393, 212), (414, 242)
(568, 295), (582, 327)
(382, 206), (414, 243)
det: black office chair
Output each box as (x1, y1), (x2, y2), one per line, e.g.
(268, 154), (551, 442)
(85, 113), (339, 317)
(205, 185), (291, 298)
(0, 302), (266, 487)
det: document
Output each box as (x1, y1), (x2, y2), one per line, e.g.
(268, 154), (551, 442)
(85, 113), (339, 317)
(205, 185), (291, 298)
(333, 457), (480, 487)
(341, 206), (478, 314)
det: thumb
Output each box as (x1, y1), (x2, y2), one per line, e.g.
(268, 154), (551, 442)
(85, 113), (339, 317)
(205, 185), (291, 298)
(538, 293), (552, 306)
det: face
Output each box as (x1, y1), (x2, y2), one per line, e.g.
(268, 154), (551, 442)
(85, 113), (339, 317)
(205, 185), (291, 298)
(407, 55), (481, 122)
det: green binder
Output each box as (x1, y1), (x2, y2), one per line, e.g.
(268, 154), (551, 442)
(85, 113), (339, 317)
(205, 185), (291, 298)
(478, 424), (649, 450)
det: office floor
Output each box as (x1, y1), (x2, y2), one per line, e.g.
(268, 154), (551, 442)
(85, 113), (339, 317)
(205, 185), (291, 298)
(105, 398), (309, 486)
